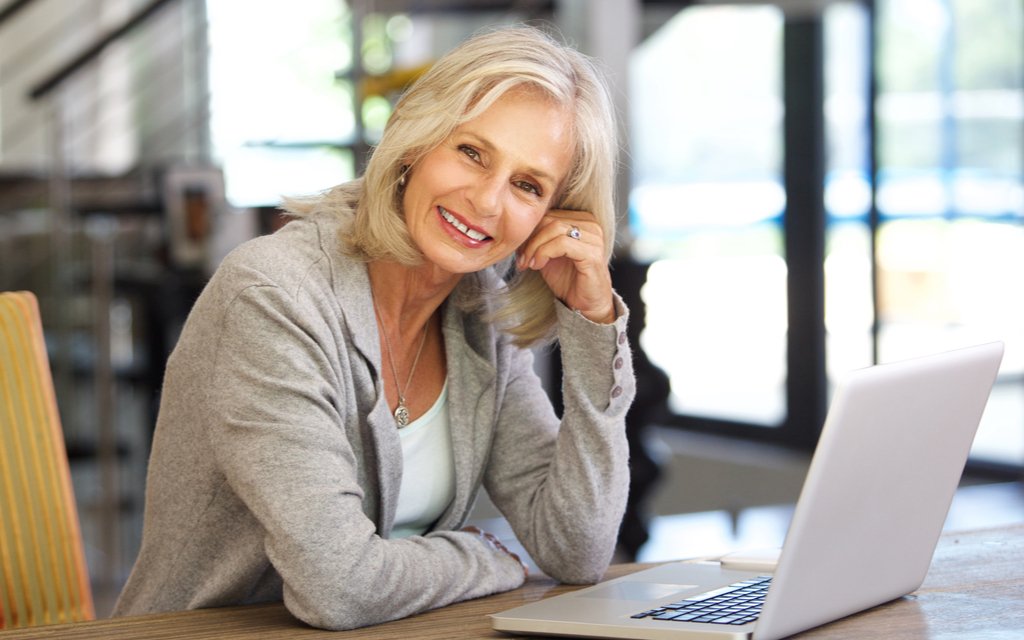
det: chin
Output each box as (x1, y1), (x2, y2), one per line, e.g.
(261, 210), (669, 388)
(423, 243), (506, 275)
(421, 252), (484, 276)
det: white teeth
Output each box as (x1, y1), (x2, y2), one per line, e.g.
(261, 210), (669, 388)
(440, 207), (489, 241)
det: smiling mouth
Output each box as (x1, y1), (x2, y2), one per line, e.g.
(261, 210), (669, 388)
(439, 207), (492, 242)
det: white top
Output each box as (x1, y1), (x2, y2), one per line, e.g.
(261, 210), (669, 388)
(390, 380), (455, 538)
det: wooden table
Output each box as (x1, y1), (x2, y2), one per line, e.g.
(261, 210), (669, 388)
(2, 524), (1021, 639)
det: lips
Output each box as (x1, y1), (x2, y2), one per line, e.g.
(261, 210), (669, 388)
(439, 206), (492, 242)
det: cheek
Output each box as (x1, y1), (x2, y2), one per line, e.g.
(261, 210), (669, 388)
(506, 208), (546, 245)
(402, 172), (439, 224)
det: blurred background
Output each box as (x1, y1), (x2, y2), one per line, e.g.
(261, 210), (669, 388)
(0, 0), (1021, 617)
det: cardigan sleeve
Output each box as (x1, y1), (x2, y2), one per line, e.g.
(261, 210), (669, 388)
(482, 295), (636, 583)
(204, 281), (526, 630)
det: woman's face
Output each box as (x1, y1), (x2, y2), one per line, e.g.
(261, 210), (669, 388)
(402, 88), (574, 276)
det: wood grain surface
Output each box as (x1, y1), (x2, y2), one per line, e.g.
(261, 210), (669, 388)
(1, 524), (1020, 639)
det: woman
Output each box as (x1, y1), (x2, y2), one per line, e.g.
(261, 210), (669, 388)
(114, 24), (635, 630)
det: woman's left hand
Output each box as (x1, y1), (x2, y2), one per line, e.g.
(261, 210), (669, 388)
(516, 209), (616, 324)
(461, 526), (529, 579)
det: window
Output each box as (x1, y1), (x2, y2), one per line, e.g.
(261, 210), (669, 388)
(632, 0), (1023, 468)
(206, 0), (355, 207)
(873, 0), (1024, 466)
(631, 5), (787, 427)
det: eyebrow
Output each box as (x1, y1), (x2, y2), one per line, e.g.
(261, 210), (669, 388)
(460, 132), (561, 187)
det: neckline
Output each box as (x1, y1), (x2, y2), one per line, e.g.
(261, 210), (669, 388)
(397, 379), (449, 436)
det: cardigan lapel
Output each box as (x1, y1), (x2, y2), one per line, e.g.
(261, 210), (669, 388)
(317, 214), (403, 534)
(434, 299), (498, 531)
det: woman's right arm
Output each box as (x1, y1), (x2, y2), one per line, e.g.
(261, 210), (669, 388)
(204, 282), (525, 630)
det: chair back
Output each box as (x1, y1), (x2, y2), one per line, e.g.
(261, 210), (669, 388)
(0, 291), (94, 628)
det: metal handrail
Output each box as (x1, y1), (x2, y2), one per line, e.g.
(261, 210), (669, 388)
(0, 0), (35, 27)
(28, 0), (179, 100)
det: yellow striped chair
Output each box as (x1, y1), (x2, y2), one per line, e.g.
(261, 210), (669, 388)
(0, 291), (94, 628)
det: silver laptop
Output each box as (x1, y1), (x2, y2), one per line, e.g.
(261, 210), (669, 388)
(492, 341), (1004, 640)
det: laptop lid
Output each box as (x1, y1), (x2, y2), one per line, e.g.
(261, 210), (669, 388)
(755, 340), (1004, 639)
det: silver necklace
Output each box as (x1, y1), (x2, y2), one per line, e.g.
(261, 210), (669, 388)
(373, 302), (429, 428)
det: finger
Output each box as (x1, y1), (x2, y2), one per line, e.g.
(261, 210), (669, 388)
(519, 210), (601, 256)
(536, 213), (602, 243)
(462, 527), (529, 577)
(545, 208), (601, 225)
(525, 225), (602, 271)
(518, 217), (602, 271)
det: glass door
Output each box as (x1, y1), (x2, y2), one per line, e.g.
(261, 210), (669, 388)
(632, 0), (1023, 468)
(631, 4), (788, 430)
(872, 0), (1024, 467)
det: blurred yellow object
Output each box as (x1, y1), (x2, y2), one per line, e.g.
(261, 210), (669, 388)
(360, 62), (433, 97)
(0, 291), (94, 629)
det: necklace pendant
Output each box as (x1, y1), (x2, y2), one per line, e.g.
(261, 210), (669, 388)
(394, 402), (411, 428)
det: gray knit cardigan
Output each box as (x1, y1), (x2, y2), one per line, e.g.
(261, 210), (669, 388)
(113, 205), (635, 630)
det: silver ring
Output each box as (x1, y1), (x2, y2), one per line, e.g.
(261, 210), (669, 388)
(567, 225), (581, 240)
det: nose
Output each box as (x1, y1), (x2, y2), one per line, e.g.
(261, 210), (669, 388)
(469, 172), (505, 218)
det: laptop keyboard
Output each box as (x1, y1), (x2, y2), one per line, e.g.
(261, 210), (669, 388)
(630, 576), (771, 626)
